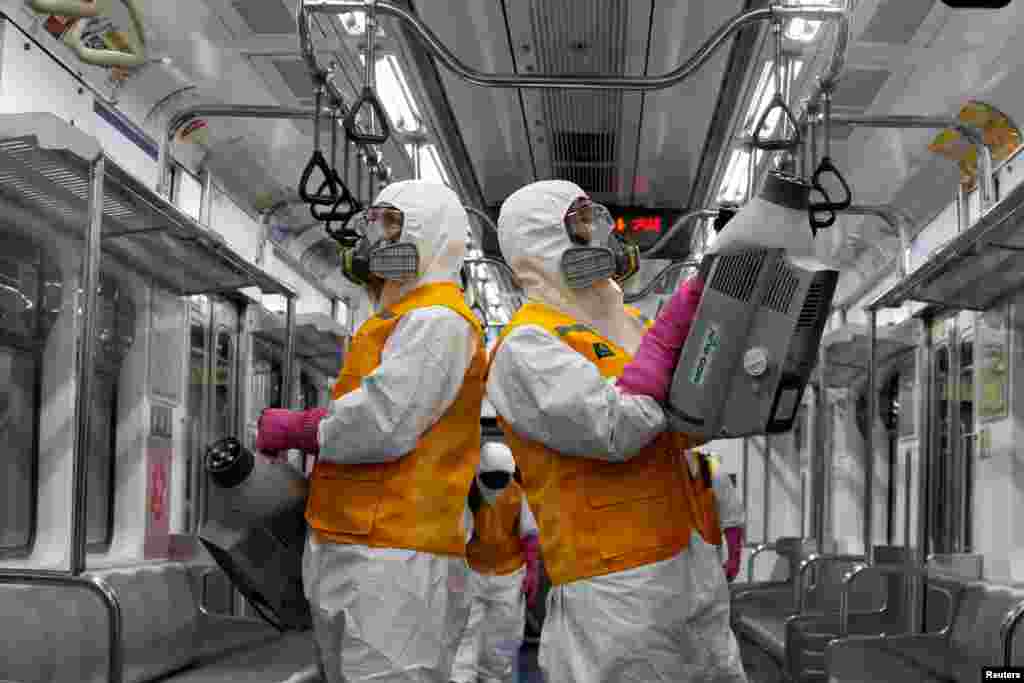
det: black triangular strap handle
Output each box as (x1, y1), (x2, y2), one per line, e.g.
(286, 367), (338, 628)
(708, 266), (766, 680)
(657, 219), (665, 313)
(299, 150), (340, 206)
(322, 199), (365, 244)
(311, 170), (361, 222)
(343, 86), (392, 146)
(810, 157), (853, 211)
(808, 185), (837, 234)
(752, 93), (802, 152)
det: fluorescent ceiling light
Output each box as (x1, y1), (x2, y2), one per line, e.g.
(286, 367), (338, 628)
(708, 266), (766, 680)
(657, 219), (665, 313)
(784, 0), (828, 42)
(717, 148), (750, 204)
(340, 12), (365, 35)
(419, 144), (451, 186)
(375, 55), (421, 131)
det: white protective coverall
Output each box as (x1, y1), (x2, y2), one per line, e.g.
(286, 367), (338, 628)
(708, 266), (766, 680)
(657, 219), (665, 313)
(486, 180), (748, 682)
(451, 443), (539, 683)
(304, 180), (476, 682)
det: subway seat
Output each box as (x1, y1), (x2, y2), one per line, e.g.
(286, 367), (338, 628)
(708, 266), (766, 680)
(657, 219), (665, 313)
(0, 561), (315, 683)
(825, 580), (1024, 682)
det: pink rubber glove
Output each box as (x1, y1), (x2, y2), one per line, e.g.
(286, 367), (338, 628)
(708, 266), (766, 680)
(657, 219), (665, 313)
(521, 533), (541, 608)
(723, 526), (744, 582)
(256, 408), (328, 455)
(617, 276), (705, 402)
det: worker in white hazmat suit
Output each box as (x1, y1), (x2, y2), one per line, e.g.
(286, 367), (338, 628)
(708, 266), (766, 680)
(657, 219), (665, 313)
(255, 180), (485, 682)
(450, 442), (540, 683)
(486, 179), (748, 682)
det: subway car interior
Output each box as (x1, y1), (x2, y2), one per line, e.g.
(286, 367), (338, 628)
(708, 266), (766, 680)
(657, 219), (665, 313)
(4, 0), (1024, 681)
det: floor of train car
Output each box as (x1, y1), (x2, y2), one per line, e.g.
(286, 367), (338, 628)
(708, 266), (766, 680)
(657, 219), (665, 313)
(159, 639), (545, 682)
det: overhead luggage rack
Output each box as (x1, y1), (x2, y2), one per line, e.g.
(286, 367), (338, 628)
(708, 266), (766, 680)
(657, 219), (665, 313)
(820, 321), (917, 388)
(253, 308), (346, 378)
(871, 149), (1024, 313)
(0, 113), (294, 298)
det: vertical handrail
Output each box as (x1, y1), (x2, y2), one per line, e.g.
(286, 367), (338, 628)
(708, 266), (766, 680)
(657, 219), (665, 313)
(864, 308), (877, 565)
(72, 154), (105, 574)
(0, 569), (122, 683)
(284, 295), (297, 410)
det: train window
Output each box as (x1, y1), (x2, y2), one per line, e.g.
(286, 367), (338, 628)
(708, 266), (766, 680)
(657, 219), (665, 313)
(184, 308), (208, 534)
(898, 355), (916, 438)
(0, 237), (61, 556)
(87, 275), (135, 551)
(250, 338), (283, 423)
(212, 328), (235, 440)
(171, 164), (203, 222)
(300, 370), (318, 410)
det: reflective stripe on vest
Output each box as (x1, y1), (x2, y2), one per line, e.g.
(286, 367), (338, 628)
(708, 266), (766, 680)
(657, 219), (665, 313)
(690, 451), (723, 546)
(466, 480), (525, 575)
(488, 302), (703, 586)
(305, 282), (486, 557)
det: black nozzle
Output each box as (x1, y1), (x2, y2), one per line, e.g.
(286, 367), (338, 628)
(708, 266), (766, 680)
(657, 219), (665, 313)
(205, 437), (255, 488)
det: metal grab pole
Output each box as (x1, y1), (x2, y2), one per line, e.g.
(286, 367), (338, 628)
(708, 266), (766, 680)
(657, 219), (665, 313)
(763, 435), (772, 544)
(829, 114), (995, 210)
(836, 204), (914, 279)
(864, 308), (878, 564)
(640, 209), (718, 257)
(302, 1), (845, 91)
(284, 296), (297, 410)
(72, 155), (105, 575)
(158, 105), (334, 198)
(742, 437), (750, 536)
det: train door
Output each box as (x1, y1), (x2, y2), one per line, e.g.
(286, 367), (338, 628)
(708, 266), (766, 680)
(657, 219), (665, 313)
(925, 313), (975, 556)
(184, 296), (241, 534)
(185, 295), (241, 614)
(0, 236), (60, 559)
(878, 352), (914, 547)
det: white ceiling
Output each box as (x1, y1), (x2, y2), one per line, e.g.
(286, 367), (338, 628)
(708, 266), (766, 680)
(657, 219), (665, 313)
(24, 0), (1024, 285)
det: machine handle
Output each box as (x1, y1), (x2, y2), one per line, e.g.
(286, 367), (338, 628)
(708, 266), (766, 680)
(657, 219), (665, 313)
(343, 86), (392, 146)
(811, 157), (853, 211)
(752, 93), (802, 152)
(299, 150), (341, 207)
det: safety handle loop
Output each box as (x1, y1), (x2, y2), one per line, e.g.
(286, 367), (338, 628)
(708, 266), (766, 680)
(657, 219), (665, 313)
(807, 185), (837, 233)
(299, 150), (340, 206)
(811, 156), (853, 211)
(344, 86), (392, 146)
(752, 93), (802, 152)
(311, 171), (361, 222)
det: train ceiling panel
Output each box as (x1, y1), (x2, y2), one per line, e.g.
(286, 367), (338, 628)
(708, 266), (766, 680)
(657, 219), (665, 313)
(860, 0), (936, 45)
(633, 0), (744, 210)
(230, 0), (297, 35)
(829, 68), (892, 110)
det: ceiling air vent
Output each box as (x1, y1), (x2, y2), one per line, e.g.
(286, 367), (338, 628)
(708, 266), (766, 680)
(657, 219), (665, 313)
(231, 0), (296, 35)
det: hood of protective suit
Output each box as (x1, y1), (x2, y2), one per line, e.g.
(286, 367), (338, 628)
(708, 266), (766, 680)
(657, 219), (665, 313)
(370, 180), (468, 311)
(498, 180), (646, 354)
(477, 442), (516, 506)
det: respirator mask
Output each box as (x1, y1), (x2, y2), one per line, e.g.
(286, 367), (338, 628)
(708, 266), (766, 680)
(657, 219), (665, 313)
(338, 204), (420, 287)
(559, 197), (640, 290)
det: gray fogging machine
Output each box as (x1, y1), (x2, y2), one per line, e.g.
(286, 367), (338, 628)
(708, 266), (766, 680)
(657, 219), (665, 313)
(667, 172), (840, 439)
(198, 437), (312, 631)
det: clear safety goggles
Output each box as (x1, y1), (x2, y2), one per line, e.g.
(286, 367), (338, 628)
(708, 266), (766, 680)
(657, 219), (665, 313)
(563, 197), (615, 246)
(347, 203), (405, 245)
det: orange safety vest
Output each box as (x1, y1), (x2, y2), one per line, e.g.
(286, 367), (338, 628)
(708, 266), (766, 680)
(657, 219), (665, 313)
(305, 282), (487, 557)
(466, 479), (527, 576)
(489, 302), (705, 586)
(689, 451), (724, 547)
